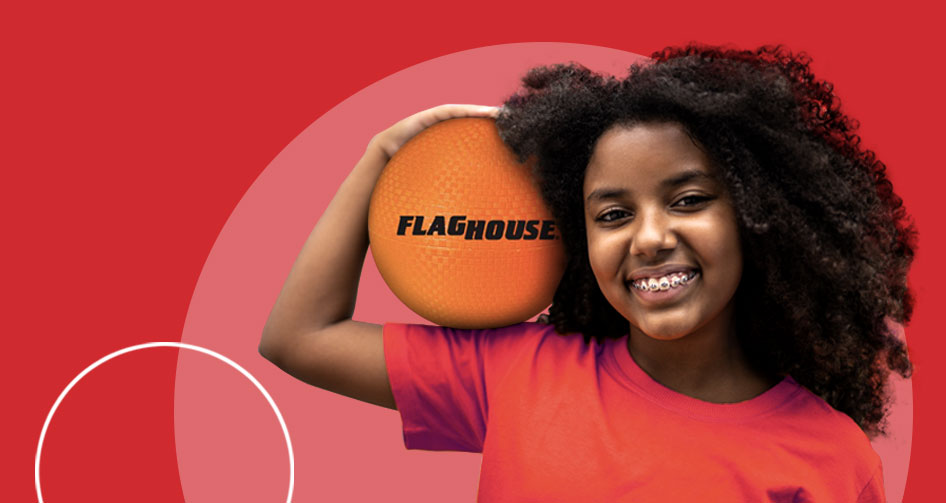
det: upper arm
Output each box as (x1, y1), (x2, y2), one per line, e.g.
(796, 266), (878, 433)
(259, 320), (396, 410)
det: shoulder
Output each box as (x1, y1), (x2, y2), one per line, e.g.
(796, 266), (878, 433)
(383, 320), (570, 352)
(383, 321), (595, 376)
(475, 322), (604, 369)
(787, 383), (876, 444)
(773, 379), (882, 485)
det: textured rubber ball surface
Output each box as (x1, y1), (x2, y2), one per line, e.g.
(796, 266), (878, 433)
(368, 118), (565, 329)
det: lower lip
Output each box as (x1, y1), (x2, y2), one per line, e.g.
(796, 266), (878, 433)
(629, 271), (700, 304)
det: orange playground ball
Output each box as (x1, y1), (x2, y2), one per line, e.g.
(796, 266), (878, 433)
(368, 118), (566, 329)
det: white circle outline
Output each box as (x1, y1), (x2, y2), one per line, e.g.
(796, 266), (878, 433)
(34, 342), (294, 503)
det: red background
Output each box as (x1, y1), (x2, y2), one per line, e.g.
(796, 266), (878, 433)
(4, 1), (942, 501)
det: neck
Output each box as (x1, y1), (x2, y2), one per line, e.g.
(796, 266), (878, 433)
(626, 306), (776, 403)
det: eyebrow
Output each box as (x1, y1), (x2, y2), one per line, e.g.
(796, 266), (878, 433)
(662, 169), (714, 188)
(585, 169), (715, 204)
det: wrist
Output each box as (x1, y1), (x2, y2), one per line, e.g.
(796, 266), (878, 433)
(346, 139), (391, 188)
(366, 134), (397, 162)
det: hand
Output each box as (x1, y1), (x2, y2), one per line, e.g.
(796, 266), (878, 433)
(370, 104), (500, 161)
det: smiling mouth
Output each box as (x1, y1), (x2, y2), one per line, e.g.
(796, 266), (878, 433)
(628, 270), (700, 292)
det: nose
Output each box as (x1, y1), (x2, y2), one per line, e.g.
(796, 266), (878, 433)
(629, 209), (677, 257)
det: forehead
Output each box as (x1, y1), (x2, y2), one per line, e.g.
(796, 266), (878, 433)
(584, 122), (715, 193)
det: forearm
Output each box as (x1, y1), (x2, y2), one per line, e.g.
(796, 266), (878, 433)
(260, 138), (388, 354)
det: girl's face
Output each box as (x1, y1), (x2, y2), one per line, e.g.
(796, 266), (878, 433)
(583, 122), (742, 341)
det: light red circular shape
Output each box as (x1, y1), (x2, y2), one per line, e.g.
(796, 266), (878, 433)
(175, 43), (912, 502)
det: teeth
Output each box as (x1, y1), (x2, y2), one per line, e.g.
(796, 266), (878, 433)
(632, 271), (696, 291)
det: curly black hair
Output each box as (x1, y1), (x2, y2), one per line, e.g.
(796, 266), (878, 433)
(495, 44), (915, 438)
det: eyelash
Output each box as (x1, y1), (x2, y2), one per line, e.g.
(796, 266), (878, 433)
(597, 209), (630, 222)
(594, 195), (714, 223)
(675, 195), (713, 207)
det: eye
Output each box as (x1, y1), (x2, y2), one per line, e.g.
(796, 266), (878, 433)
(673, 195), (714, 208)
(596, 209), (632, 223)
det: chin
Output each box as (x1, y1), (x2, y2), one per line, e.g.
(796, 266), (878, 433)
(633, 320), (695, 341)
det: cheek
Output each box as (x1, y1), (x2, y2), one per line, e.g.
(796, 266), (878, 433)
(701, 219), (743, 286)
(585, 233), (608, 284)
(586, 230), (627, 291)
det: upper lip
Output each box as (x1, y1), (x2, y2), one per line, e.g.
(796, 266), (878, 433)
(627, 265), (698, 281)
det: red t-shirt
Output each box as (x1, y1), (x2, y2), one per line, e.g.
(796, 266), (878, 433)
(383, 322), (885, 502)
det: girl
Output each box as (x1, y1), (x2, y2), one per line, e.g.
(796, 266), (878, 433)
(259, 45), (914, 502)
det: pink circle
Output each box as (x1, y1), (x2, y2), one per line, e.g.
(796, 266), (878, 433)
(175, 43), (911, 502)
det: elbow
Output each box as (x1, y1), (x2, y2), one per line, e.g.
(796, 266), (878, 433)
(258, 339), (275, 362)
(258, 328), (286, 366)
(259, 311), (295, 364)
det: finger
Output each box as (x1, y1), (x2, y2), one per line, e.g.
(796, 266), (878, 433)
(424, 104), (499, 125)
(383, 104), (501, 157)
(437, 104), (499, 116)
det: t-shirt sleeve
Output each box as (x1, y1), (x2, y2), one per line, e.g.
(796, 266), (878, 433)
(856, 462), (886, 503)
(383, 322), (542, 453)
